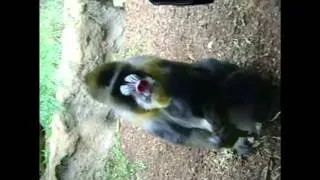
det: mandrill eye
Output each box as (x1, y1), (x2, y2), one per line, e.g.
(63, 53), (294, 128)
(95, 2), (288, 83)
(137, 80), (149, 93)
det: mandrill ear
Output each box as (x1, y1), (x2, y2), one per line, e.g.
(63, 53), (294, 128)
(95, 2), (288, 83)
(83, 62), (120, 104)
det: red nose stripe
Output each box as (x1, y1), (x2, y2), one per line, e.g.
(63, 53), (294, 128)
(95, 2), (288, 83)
(137, 80), (149, 92)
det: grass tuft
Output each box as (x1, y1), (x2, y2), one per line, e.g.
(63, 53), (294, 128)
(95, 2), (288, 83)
(105, 132), (148, 180)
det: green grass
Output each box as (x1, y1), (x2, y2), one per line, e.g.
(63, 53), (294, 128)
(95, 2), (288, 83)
(105, 132), (148, 180)
(40, 0), (63, 135)
(40, 0), (64, 170)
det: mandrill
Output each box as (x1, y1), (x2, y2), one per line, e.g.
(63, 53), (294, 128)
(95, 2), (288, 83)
(84, 55), (280, 156)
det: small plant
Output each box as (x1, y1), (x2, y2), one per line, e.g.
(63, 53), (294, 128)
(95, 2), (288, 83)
(105, 133), (148, 180)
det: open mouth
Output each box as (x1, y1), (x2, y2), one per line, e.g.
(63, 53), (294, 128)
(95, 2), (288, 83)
(136, 79), (150, 93)
(120, 74), (156, 97)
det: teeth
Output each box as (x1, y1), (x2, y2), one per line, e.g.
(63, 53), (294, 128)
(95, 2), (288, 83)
(125, 74), (140, 83)
(120, 85), (133, 96)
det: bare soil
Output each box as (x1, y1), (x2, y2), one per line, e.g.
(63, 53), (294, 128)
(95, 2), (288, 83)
(123, 0), (281, 179)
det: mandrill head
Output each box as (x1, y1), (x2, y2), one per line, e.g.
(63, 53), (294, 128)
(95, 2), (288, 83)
(84, 61), (172, 112)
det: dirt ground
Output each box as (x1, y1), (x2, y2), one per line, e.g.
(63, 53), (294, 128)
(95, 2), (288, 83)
(122, 0), (281, 179)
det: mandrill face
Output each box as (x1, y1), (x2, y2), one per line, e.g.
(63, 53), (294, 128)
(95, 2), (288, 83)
(120, 74), (172, 110)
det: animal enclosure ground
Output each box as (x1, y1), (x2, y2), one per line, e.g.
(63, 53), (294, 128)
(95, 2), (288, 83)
(122, 0), (281, 179)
